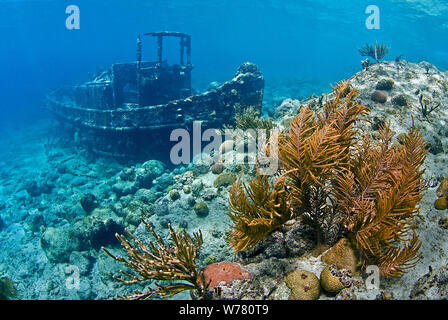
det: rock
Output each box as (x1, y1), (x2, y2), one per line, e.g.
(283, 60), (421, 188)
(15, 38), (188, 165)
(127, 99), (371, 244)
(169, 189), (180, 201)
(336, 288), (357, 300)
(213, 172), (237, 188)
(24, 180), (41, 197)
(25, 213), (45, 233)
(191, 153), (213, 175)
(74, 208), (124, 249)
(249, 257), (290, 279)
(371, 90), (388, 103)
(202, 192), (217, 201)
(427, 135), (443, 154)
(284, 221), (316, 257)
(376, 291), (394, 300)
(134, 188), (158, 205)
(439, 216), (448, 229)
(210, 162), (224, 174)
(185, 195), (196, 207)
(371, 116), (386, 131)
(69, 251), (93, 276)
(193, 202), (209, 217)
(274, 98), (301, 119)
(138, 160), (166, 188)
(410, 266), (448, 299)
(41, 226), (81, 263)
(112, 179), (137, 197)
(79, 193), (98, 214)
(159, 217), (171, 229)
(392, 94), (409, 107)
(152, 173), (174, 193)
(154, 197), (170, 216)
(376, 78), (394, 91)
(321, 238), (358, 273)
(202, 262), (251, 288)
(191, 179), (203, 196)
(285, 270), (320, 300)
(434, 197), (448, 210)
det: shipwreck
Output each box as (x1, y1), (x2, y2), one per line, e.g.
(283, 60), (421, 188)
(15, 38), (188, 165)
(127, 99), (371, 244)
(47, 32), (265, 158)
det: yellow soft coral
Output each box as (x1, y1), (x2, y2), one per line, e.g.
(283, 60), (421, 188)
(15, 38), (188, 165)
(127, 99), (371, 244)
(227, 79), (427, 277)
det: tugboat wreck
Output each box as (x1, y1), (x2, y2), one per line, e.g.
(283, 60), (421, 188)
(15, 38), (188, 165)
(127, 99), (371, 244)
(47, 32), (265, 159)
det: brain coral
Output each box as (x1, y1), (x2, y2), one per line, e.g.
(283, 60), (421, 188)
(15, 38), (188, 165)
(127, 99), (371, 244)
(371, 90), (388, 103)
(285, 270), (320, 300)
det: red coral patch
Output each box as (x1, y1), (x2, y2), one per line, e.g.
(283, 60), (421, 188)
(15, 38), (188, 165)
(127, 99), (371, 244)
(202, 262), (251, 288)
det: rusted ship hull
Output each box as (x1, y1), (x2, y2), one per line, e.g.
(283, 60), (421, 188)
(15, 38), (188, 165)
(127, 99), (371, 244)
(48, 64), (263, 132)
(47, 63), (264, 158)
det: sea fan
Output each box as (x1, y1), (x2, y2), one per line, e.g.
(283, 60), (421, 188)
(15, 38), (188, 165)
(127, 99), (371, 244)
(359, 41), (390, 62)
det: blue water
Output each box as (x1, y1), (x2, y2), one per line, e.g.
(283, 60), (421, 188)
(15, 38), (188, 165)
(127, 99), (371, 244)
(1, 0), (447, 127)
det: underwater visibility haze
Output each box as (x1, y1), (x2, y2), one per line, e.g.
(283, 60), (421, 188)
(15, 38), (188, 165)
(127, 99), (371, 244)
(1, 0), (448, 301)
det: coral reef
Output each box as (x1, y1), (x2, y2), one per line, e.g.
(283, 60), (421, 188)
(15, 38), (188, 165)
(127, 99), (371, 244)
(391, 94), (409, 107)
(321, 238), (358, 273)
(320, 264), (352, 294)
(79, 193), (98, 214)
(193, 202), (209, 217)
(227, 79), (427, 278)
(213, 172), (237, 188)
(210, 163), (224, 174)
(202, 261), (251, 288)
(410, 265), (448, 299)
(1, 59), (448, 300)
(285, 270), (320, 300)
(371, 90), (388, 103)
(376, 78), (394, 91)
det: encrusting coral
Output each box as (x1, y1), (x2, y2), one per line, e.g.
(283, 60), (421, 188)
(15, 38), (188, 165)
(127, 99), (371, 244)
(227, 79), (427, 278)
(102, 219), (205, 299)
